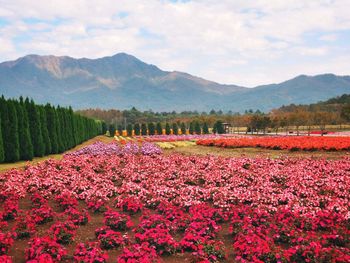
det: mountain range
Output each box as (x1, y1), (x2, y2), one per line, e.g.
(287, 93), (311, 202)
(0, 53), (349, 112)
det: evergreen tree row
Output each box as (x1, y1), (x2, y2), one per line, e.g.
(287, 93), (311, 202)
(0, 96), (103, 163)
(108, 121), (210, 136)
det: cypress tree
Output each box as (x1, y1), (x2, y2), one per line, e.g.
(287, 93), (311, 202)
(165, 123), (171, 135)
(0, 116), (4, 163)
(57, 108), (67, 151)
(189, 122), (194, 134)
(117, 124), (123, 136)
(46, 104), (58, 154)
(109, 124), (116, 137)
(194, 121), (201, 134)
(148, 122), (155, 135)
(126, 123), (133, 136)
(65, 108), (74, 149)
(102, 121), (108, 135)
(0, 98), (102, 159)
(39, 107), (51, 155)
(172, 123), (178, 135)
(180, 122), (186, 134)
(0, 97), (8, 162)
(134, 123), (141, 136)
(5, 100), (20, 162)
(16, 101), (34, 160)
(55, 108), (64, 153)
(213, 120), (225, 134)
(141, 123), (147, 135)
(203, 122), (209, 134)
(156, 122), (162, 135)
(26, 99), (45, 157)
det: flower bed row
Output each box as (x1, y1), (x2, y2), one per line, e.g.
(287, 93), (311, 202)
(65, 141), (162, 156)
(155, 141), (197, 149)
(197, 136), (350, 151)
(138, 134), (238, 142)
(0, 152), (349, 261)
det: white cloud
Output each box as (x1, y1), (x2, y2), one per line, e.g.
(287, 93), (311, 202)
(0, 0), (349, 86)
(294, 46), (329, 56)
(319, 34), (338, 42)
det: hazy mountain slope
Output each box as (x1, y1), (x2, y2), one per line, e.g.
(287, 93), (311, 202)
(0, 53), (349, 112)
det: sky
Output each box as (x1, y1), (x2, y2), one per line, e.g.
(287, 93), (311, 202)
(0, 0), (349, 87)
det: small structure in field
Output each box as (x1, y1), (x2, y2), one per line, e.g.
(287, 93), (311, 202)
(222, 122), (231, 133)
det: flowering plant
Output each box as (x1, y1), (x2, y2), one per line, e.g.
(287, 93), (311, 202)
(86, 199), (107, 213)
(73, 242), (108, 263)
(55, 192), (78, 211)
(13, 214), (36, 239)
(25, 237), (66, 262)
(2, 199), (19, 221)
(30, 193), (47, 208)
(117, 242), (160, 263)
(103, 210), (133, 231)
(65, 208), (90, 225)
(0, 232), (14, 255)
(116, 197), (143, 214)
(97, 230), (128, 249)
(30, 205), (54, 225)
(49, 221), (77, 245)
(0, 255), (12, 263)
(135, 226), (178, 255)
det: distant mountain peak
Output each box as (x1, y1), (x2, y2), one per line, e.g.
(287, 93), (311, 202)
(0, 53), (349, 112)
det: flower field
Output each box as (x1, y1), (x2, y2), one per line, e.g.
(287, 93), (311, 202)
(0, 141), (350, 262)
(139, 134), (237, 143)
(197, 136), (350, 151)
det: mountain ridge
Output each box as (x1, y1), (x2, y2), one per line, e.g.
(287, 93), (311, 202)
(0, 53), (349, 112)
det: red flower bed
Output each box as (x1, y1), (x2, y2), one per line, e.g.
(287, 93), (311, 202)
(197, 136), (350, 151)
(103, 210), (133, 231)
(0, 151), (349, 261)
(73, 242), (108, 262)
(25, 237), (67, 262)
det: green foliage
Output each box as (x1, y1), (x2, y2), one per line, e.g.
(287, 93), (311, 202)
(172, 123), (178, 135)
(5, 101), (20, 162)
(0, 116), (4, 163)
(189, 122), (194, 134)
(148, 123), (155, 135)
(156, 122), (162, 135)
(203, 122), (209, 134)
(141, 123), (147, 135)
(16, 101), (34, 160)
(109, 124), (116, 137)
(126, 123), (133, 136)
(26, 99), (45, 157)
(46, 104), (59, 154)
(194, 121), (201, 134)
(39, 106), (51, 155)
(117, 124), (123, 135)
(180, 122), (186, 134)
(55, 108), (64, 153)
(102, 121), (108, 135)
(0, 96), (103, 163)
(165, 123), (171, 135)
(134, 123), (141, 136)
(213, 120), (225, 134)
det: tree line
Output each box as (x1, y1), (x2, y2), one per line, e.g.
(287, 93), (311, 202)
(0, 96), (103, 163)
(108, 120), (212, 136)
(77, 93), (350, 136)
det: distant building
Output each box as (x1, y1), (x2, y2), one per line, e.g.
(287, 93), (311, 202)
(222, 122), (231, 133)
